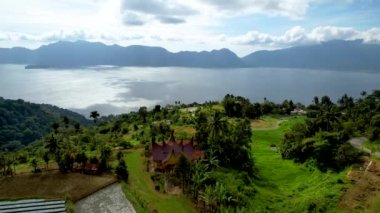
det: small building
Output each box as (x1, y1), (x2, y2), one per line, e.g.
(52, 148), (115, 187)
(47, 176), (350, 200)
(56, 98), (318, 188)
(290, 108), (307, 115)
(150, 132), (203, 173)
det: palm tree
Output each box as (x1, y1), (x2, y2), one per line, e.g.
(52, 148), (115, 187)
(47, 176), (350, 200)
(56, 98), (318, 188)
(208, 111), (228, 155)
(209, 111), (227, 140)
(90, 111), (100, 123)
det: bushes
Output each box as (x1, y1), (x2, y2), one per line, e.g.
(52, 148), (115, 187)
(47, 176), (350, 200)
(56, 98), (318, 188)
(281, 130), (361, 171)
(115, 159), (129, 181)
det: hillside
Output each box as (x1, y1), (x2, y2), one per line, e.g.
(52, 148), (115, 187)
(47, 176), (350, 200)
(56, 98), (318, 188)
(1, 40), (380, 70)
(0, 41), (243, 68)
(243, 40), (380, 71)
(0, 97), (91, 151)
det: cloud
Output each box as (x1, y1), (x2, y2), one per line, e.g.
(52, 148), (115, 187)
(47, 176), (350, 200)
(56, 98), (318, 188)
(308, 26), (359, 42)
(122, 12), (145, 26)
(202, 0), (310, 19)
(121, 0), (195, 25)
(230, 26), (380, 48)
(157, 16), (186, 24)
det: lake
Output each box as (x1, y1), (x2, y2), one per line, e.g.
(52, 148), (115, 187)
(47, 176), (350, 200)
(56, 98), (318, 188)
(0, 64), (379, 116)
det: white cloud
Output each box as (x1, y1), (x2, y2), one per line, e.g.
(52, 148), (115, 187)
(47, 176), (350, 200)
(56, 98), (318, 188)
(121, 0), (195, 25)
(230, 26), (380, 50)
(201, 0), (310, 19)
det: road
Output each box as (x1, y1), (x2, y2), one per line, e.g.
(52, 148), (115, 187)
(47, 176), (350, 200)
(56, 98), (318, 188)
(348, 137), (380, 158)
(75, 183), (136, 213)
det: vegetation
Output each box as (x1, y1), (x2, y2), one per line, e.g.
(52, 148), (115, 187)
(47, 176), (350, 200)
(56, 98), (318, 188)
(0, 97), (90, 151)
(280, 91), (380, 171)
(251, 117), (348, 212)
(1, 90), (379, 212)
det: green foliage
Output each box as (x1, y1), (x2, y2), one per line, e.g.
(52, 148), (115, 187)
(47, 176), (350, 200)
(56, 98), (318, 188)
(115, 159), (129, 181)
(174, 154), (192, 190)
(0, 97), (90, 150)
(90, 111), (100, 123)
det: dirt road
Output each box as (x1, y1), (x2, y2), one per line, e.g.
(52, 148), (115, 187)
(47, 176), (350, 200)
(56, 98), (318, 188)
(75, 183), (135, 213)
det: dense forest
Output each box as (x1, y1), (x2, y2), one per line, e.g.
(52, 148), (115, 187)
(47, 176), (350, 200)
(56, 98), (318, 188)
(0, 97), (91, 151)
(0, 91), (379, 212)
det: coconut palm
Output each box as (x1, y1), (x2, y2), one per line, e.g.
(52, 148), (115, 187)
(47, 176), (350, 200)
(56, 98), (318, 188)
(90, 111), (100, 123)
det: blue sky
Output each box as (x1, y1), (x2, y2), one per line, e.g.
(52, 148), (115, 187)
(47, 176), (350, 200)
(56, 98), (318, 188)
(0, 0), (379, 56)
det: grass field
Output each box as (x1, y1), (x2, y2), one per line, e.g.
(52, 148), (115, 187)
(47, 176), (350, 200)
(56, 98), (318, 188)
(251, 116), (278, 129)
(122, 149), (196, 213)
(0, 172), (117, 201)
(250, 116), (348, 212)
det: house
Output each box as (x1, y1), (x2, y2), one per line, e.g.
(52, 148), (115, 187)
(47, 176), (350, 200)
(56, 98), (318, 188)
(150, 132), (203, 172)
(291, 108), (307, 115)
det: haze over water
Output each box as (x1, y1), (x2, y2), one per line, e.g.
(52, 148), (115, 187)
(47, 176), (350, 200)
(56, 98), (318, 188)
(1, 64), (379, 116)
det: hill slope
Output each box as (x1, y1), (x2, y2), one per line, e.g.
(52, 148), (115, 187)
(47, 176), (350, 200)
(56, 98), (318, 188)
(243, 40), (380, 70)
(0, 97), (91, 150)
(0, 41), (243, 68)
(0, 40), (380, 70)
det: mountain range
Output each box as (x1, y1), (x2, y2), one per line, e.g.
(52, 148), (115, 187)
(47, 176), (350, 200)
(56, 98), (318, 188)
(0, 40), (379, 70)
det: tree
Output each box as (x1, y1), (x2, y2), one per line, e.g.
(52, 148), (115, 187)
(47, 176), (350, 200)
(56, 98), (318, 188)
(138, 106), (148, 123)
(100, 145), (112, 171)
(116, 151), (124, 161)
(43, 152), (50, 169)
(115, 159), (129, 181)
(75, 152), (88, 171)
(30, 158), (38, 173)
(174, 154), (192, 192)
(90, 111), (100, 123)
(63, 116), (69, 128)
(74, 123), (81, 133)
(51, 122), (60, 134)
(45, 135), (59, 155)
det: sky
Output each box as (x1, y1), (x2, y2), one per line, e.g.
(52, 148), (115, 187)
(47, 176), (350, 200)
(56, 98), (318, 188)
(0, 0), (379, 56)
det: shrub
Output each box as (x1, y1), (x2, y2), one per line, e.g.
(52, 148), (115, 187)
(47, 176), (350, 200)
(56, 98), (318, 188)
(115, 159), (129, 181)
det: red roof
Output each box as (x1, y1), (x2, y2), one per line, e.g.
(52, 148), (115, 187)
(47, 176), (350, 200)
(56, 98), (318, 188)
(152, 134), (202, 162)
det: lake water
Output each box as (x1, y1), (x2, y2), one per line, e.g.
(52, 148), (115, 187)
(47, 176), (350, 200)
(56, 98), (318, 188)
(0, 64), (379, 116)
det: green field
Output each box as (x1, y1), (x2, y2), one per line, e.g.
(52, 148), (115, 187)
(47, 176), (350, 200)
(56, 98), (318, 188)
(250, 116), (348, 212)
(122, 149), (196, 213)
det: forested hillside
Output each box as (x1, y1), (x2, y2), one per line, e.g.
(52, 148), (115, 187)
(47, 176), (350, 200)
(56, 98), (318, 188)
(0, 97), (90, 151)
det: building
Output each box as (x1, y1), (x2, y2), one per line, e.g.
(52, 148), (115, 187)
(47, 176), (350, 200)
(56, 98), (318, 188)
(150, 132), (203, 172)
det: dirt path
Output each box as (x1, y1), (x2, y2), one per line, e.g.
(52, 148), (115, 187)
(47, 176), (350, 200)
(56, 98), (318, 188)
(340, 157), (380, 212)
(348, 137), (380, 158)
(75, 183), (136, 213)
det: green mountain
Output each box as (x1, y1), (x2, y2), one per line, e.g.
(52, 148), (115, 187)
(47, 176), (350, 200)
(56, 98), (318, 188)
(0, 97), (91, 151)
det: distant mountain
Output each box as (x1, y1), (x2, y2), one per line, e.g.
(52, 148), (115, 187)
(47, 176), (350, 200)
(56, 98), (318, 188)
(0, 40), (243, 68)
(0, 40), (380, 70)
(243, 40), (380, 71)
(0, 97), (91, 151)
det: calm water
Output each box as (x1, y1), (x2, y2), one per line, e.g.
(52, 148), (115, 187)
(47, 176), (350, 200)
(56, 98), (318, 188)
(0, 64), (379, 116)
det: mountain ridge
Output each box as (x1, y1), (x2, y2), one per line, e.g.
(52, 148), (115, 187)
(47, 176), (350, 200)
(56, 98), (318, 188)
(1, 40), (380, 70)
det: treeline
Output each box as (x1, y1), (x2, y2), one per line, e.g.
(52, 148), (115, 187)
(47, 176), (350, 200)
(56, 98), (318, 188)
(222, 94), (304, 119)
(0, 97), (91, 151)
(280, 91), (380, 171)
